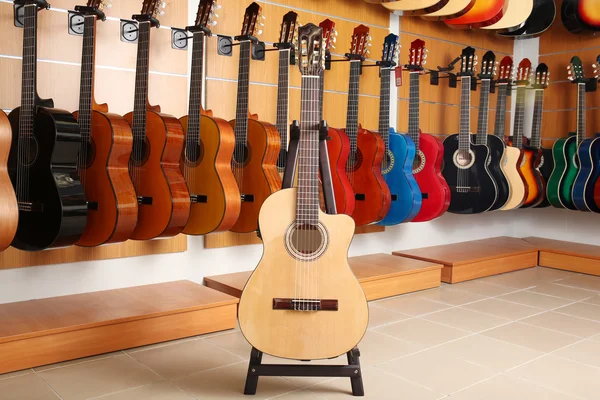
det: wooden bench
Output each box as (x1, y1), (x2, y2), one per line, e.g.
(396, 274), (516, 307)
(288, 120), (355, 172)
(524, 237), (600, 276)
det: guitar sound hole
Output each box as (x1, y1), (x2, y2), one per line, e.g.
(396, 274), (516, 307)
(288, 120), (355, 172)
(184, 141), (204, 167)
(453, 149), (475, 170)
(412, 150), (426, 174)
(130, 138), (151, 166)
(346, 149), (363, 173)
(382, 150), (394, 174)
(78, 139), (96, 169)
(285, 222), (329, 261)
(233, 145), (251, 167)
(19, 136), (39, 167)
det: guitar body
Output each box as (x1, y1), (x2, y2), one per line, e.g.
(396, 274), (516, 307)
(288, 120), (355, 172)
(573, 136), (600, 212)
(423, 0), (477, 20)
(499, 0), (556, 39)
(412, 132), (450, 222)
(535, 146), (554, 207)
(75, 110), (138, 246)
(124, 111), (190, 240)
(180, 114), (241, 234)
(499, 146), (527, 210)
(345, 127), (391, 226)
(0, 111), (18, 251)
(562, 0), (600, 34)
(326, 127), (355, 216)
(229, 118), (281, 233)
(547, 135), (578, 209)
(442, 134), (497, 214)
(484, 135), (510, 211)
(238, 188), (368, 360)
(520, 145), (545, 208)
(445, 0), (508, 28)
(379, 130), (421, 226)
(8, 107), (87, 251)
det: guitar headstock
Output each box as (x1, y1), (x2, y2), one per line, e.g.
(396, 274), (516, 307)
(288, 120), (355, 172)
(240, 2), (264, 38)
(348, 24), (371, 60)
(497, 56), (514, 84)
(74, 0), (110, 19)
(516, 58), (532, 85)
(277, 11), (298, 46)
(406, 39), (426, 72)
(190, 0), (219, 32)
(458, 46), (476, 77)
(319, 19), (337, 51)
(297, 23), (324, 76)
(380, 33), (399, 67)
(134, 0), (165, 26)
(478, 51), (496, 80)
(533, 63), (550, 89)
(568, 56), (585, 83)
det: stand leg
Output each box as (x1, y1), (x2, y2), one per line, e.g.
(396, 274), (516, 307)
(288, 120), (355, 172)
(347, 348), (364, 396)
(318, 121), (337, 214)
(244, 347), (263, 395)
(282, 121), (300, 190)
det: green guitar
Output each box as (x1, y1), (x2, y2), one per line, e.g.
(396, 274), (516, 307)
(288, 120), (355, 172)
(546, 56), (586, 209)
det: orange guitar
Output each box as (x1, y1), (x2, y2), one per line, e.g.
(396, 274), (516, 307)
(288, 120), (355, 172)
(74, 0), (138, 247)
(229, 2), (281, 233)
(180, 0), (240, 235)
(124, 0), (191, 240)
(0, 110), (18, 251)
(445, 0), (508, 28)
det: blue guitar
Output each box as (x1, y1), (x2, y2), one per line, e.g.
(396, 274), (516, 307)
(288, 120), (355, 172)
(572, 55), (600, 212)
(378, 34), (422, 226)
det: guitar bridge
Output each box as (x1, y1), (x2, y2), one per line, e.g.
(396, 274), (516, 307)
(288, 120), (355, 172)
(450, 186), (480, 193)
(355, 194), (366, 201)
(273, 298), (338, 311)
(241, 194), (254, 202)
(87, 201), (99, 211)
(137, 196), (153, 205)
(18, 201), (43, 212)
(190, 195), (208, 203)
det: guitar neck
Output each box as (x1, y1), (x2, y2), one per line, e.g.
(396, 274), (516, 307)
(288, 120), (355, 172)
(345, 60), (361, 153)
(493, 83), (508, 139)
(276, 49), (291, 152)
(186, 31), (205, 155)
(475, 79), (491, 145)
(378, 67), (391, 152)
(577, 83), (586, 145)
(530, 89), (544, 149)
(319, 69), (325, 121)
(132, 21), (151, 141)
(296, 75), (321, 224)
(20, 4), (38, 136)
(78, 15), (97, 147)
(234, 40), (252, 149)
(513, 86), (527, 149)
(458, 76), (471, 151)
(408, 72), (420, 153)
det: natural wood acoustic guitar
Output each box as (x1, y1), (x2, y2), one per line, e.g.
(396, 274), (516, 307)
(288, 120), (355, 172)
(229, 2), (281, 233)
(74, 0), (138, 247)
(481, 0), (533, 31)
(238, 23), (368, 360)
(124, 0), (191, 240)
(179, 0), (240, 235)
(0, 110), (18, 252)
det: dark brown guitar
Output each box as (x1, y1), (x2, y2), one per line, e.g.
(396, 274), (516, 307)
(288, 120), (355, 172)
(124, 0), (190, 240)
(74, 0), (138, 247)
(229, 2), (281, 233)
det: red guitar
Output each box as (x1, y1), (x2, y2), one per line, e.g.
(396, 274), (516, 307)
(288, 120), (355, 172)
(445, 0), (508, 28)
(342, 25), (391, 226)
(407, 39), (451, 222)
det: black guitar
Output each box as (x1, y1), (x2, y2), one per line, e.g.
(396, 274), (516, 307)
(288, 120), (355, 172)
(8, 0), (87, 251)
(473, 51), (509, 211)
(498, 0), (556, 39)
(442, 46), (497, 214)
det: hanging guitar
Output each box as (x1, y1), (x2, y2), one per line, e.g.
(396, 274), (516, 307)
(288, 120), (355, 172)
(532, 63), (553, 208)
(73, 0), (138, 247)
(0, 110), (18, 252)
(442, 46), (498, 214)
(229, 2), (281, 233)
(378, 34), (422, 226)
(422, 0), (476, 20)
(445, 0), (509, 28)
(562, 0), (600, 34)
(8, 0), (87, 251)
(498, 0), (555, 39)
(238, 23), (368, 360)
(124, 0), (191, 240)
(179, 0), (241, 235)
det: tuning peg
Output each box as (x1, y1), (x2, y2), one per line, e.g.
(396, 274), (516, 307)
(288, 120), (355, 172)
(367, 35), (372, 41)
(332, 36), (336, 43)
(214, 3), (222, 10)
(161, 1), (167, 8)
(330, 44), (335, 49)
(212, 12), (219, 19)
(423, 60), (427, 65)
(261, 14), (266, 19)
(211, 20), (217, 26)
(593, 64), (598, 68)
(258, 21), (264, 26)
(367, 43), (372, 47)
(257, 29), (263, 36)
(567, 65), (571, 70)
(423, 54), (427, 59)
(159, 10), (165, 15)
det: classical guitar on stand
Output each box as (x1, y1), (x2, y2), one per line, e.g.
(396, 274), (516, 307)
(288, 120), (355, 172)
(378, 34), (422, 226)
(8, 0), (87, 251)
(473, 51), (509, 211)
(73, 0), (138, 247)
(179, 0), (241, 235)
(532, 63), (553, 208)
(342, 25), (391, 226)
(124, 0), (191, 240)
(442, 46), (497, 214)
(0, 110), (18, 252)
(229, 2), (281, 233)
(238, 22), (368, 360)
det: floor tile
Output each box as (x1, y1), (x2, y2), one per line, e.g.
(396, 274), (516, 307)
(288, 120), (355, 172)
(34, 351), (123, 372)
(260, 354), (346, 388)
(408, 287), (488, 306)
(377, 347), (495, 395)
(461, 298), (543, 321)
(124, 336), (202, 354)
(534, 267), (581, 282)
(310, 366), (442, 400)
(436, 334), (544, 372)
(449, 373), (579, 400)
(557, 275), (600, 292)
(269, 389), (327, 399)
(372, 296), (451, 316)
(366, 303), (410, 329)
(0, 373), (59, 400)
(482, 322), (581, 353)
(498, 291), (573, 310)
(555, 302), (600, 322)
(205, 330), (253, 360)
(526, 283), (597, 301)
(128, 336), (243, 379)
(356, 330), (423, 367)
(508, 354), (600, 399)
(584, 295), (600, 306)
(173, 362), (297, 400)
(422, 307), (509, 333)
(448, 280), (516, 297)
(0, 369), (32, 381)
(91, 382), (194, 400)
(480, 269), (543, 289)
(554, 339), (600, 369)
(374, 318), (469, 347)
(520, 311), (600, 338)
(38, 354), (161, 400)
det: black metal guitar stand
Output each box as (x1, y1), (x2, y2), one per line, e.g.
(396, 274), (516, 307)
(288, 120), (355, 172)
(243, 120), (364, 396)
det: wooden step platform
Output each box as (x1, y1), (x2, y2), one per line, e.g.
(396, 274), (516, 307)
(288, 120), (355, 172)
(204, 254), (443, 301)
(0, 281), (238, 374)
(524, 237), (600, 276)
(393, 237), (539, 284)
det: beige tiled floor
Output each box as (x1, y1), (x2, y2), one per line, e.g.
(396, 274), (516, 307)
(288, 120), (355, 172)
(2, 267), (600, 399)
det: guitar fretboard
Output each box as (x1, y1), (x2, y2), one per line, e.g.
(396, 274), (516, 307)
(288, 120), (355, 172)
(318, 70), (325, 120)
(378, 67), (391, 154)
(512, 86), (527, 149)
(233, 40), (252, 161)
(475, 79), (491, 145)
(186, 31), (205, 162)
(530, 89), (545, 149)
(78, 15), (96, 153)
(408, 72), (420, 153)
(276, 49), (291, 154)
(494, 83), (508, 139)
(577, 83), (586, 145)
(131, 21), (151, 143)
(458, 76), (471, 151)
(345, 60), (362, 154)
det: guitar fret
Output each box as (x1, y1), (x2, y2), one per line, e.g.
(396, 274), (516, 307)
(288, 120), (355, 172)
(186, 31), (205, 149)
(577, 83), (586, 145)
(513, 86), (527, 149)
(476, 79), (491, 145)
(530, 90), (544, 149)
(276, 49), (290, 153)
(345, 60), (361, 153)
(494, 84), (508, 139)
(378, 67), (391, 154)
(408, 72), (421, 153)
(458, 76), (471, 151)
